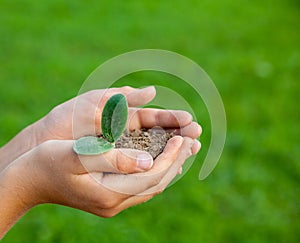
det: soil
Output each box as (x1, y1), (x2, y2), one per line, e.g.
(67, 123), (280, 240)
(115, 127), (175, 159)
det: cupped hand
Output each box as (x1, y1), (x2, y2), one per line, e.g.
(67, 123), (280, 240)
(7, 136), (198, 219)
(42, 86), (157, 140)
(0, 86), (201, 170)
(42, 85), (201, 151)
(0, 86), (202, 238)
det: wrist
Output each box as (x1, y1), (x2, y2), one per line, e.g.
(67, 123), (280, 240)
(0, 156), (39, 238)
(0, 118), (45, 172)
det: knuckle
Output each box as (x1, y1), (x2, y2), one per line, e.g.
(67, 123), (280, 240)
(154, 110), (161, 124)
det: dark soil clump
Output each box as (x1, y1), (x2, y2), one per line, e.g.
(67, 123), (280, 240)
(115, 128), (175, 159)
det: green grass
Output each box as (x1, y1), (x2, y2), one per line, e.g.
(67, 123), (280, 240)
(0, 0), (299, 242)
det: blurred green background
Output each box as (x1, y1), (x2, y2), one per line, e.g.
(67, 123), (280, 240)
(0, 0), (299, 242)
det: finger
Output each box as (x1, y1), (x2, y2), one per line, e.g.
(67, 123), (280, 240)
(178, 139), (201, 173)
(92, 86), (155, 135)
(36, 140), (132, 207)
(80, 87), (136, 104)
(97, 86), (156, 107)
(78, 148), (153, 174)
(191, 139), (201, 155)
(97, 136), (183, 195)
(157, 137), (194, 184)
(71, 172), (131, 212)
(173, 122), (202, 139)
(128, 108), (193, 130)
(140, 137), (194, 195)
(125, 86), (156, 107)
(150, 136), (183, 172)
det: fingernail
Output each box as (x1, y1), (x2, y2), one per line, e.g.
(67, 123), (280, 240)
(137, 153), (153, 170)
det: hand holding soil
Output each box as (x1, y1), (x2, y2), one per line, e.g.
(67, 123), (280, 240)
(0, 86), (201, 238)
(73, 92), (201, 160)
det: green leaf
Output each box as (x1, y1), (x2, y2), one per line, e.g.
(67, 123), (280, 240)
(102, 93), (128, 142)
(73, 136), (114, 155)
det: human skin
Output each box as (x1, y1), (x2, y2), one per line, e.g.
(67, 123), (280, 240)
(0, 86), (201, 171)
(0, 86), (201, 238)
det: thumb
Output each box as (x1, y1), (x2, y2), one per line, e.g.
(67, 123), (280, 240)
(79, 148), (153, 174)
(125, 86), (156, 107)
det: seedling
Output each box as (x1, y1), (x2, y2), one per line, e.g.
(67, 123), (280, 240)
(73, 94), (128, 155)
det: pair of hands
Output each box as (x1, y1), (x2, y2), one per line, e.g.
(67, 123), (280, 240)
(0, 86), (201, 238)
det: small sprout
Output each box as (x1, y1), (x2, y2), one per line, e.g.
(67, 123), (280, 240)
(73, 94), (128, 155)
(101, 93), (128, 143)
(73, 136), (114, 155)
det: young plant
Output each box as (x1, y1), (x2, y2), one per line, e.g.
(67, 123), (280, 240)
(73, 94), (128, 155)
